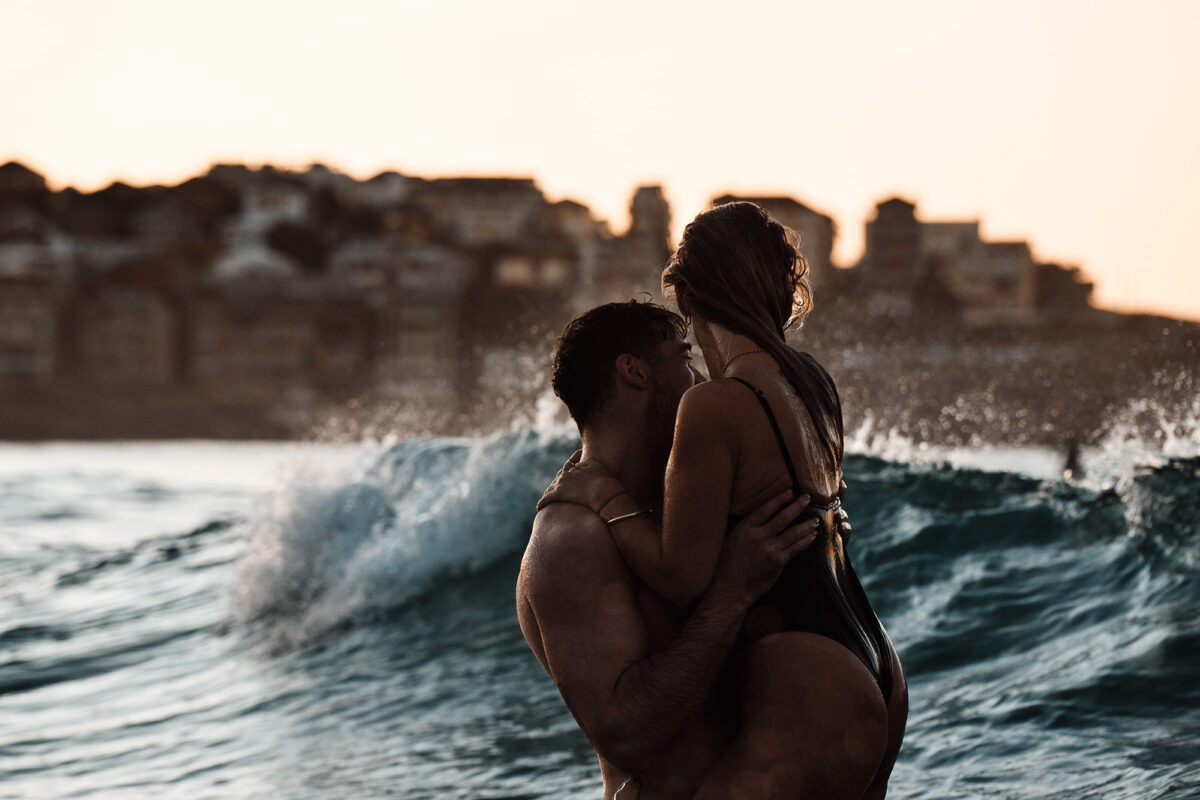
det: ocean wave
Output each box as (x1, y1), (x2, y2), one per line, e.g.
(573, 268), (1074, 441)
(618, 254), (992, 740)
(231, 428), (578, 647)
(229, 396), (1199, 660)
(3, 421), (1198, 797)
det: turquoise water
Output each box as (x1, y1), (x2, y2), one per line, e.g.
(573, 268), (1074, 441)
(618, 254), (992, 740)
(1, 434), (1198, 799)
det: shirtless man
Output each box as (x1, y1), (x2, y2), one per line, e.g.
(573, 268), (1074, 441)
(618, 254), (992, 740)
(516, 302), (823, 798)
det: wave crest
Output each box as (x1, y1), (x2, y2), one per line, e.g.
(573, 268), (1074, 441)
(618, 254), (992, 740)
(231, 429), (578, 647)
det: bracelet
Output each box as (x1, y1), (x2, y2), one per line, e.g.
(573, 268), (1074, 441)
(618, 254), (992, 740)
(596, 491), (631, 518)
(605, 509), (653, 526)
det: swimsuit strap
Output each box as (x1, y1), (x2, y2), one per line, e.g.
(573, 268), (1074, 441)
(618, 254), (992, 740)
(730, 377), (804, 498)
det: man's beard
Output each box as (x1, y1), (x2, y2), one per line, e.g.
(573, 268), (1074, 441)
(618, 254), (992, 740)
(646, 376), (679, 478)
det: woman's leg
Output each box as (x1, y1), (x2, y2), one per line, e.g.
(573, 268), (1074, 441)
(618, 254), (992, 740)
(695, 632), (888, 799)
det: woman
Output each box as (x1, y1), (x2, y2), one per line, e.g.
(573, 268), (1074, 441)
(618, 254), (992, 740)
(543, 202), (907, 798)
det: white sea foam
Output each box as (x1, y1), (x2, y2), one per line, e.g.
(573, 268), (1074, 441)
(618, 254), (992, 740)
(845, 413), (1065, 480)
(1090, 395), (1200, 471)
(231, 428), (577, 647)
(230, 384), (1200, 648)
(846, 392), (1200, 486)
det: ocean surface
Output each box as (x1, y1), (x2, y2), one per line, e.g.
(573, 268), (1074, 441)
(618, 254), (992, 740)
(2, 417), (1199, 799)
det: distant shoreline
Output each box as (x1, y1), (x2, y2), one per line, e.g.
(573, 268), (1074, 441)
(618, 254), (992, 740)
(4, 314), (1194, 448)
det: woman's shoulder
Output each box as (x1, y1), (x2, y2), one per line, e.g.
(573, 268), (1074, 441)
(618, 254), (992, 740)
(677, 377), (764, 431)
(682, 375), (762, 406)
(669, 379), (759, 460)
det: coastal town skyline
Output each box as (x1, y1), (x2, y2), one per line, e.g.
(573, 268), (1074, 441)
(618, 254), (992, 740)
(2, 1), (1198, 321)
(7, 157), (1196, 323)
(6, 156), (1192, 447)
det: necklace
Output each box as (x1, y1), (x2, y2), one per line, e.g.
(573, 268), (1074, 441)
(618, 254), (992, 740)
(721, 347), (765, 376)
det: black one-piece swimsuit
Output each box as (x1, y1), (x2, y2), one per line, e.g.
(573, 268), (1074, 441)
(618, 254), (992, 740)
(729, 377), (893, 700)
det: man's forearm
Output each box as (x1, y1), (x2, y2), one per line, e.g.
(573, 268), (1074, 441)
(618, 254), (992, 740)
(598, 581), (750, 771)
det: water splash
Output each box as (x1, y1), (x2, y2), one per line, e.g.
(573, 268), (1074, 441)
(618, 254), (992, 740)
(847, 391), (1200, 486)
(231, 428), (578, 648)
(232, 381), (1200, 651)
(1092, 394), (1200, 469)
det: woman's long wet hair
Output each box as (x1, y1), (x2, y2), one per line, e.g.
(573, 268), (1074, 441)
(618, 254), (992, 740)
(664, 201), (895, 699)
(662, 202), (840, 466)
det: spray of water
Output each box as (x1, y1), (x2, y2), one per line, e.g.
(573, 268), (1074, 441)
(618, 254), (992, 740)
(233, 372), (1197, 651)
(231, 422), (578, 649)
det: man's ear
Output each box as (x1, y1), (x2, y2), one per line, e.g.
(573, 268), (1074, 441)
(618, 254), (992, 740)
(613, 353), (651, 389)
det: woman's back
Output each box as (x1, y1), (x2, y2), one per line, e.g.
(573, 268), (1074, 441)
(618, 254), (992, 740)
(713, 359), (908, 796)
(657, 197), (906, 795)
(723, 368), (838, 514)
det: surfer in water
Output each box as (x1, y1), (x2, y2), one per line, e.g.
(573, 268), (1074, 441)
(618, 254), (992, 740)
(518, 302), (828, 798)
(540, 202), (908, 797)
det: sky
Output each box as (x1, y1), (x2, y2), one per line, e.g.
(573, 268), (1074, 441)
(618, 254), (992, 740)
(2, 0), (1198, 319)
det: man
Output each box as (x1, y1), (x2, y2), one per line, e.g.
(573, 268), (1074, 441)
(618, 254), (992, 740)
(516, 302), (821, 798)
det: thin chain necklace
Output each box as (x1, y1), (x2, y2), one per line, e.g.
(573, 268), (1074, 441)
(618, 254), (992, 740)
(720, 347), (765, 376)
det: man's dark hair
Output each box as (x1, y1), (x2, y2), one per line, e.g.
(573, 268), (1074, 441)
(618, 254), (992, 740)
(552, 301), (687, 429)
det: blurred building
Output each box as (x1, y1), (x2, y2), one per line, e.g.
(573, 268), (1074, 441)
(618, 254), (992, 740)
(0, 274), (61, 386)
(0, 158), (1116, 440)
(75, 289), (176, 389)
(0, 199), (73, 388)
(336, 169), (418, 209)
(374, 244), (475, 402)
(920, 222), (1039, 325)
(856, 198), (1072, 326)
(1034, 262), (1094, 323)
(857, 198), (923, 318)
(975, 241), (1037, 326)
(414, 178), (544, 247)
(541, 199), (600, 242)
(590, 185), (672, 303)
(328, 236), (404, 292)
(0, 161), (50, 197)
(0, 208), (74, 278)
(311, 291), (375, 394)
(211, 169), (310, 281)
(190, 278), (322, 407)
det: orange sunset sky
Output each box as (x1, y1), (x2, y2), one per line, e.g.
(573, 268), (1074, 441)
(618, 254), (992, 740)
(2, 0), (1198, 320)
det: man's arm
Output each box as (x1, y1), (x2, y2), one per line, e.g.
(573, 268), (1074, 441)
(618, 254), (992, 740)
(517, 491), (816, 776)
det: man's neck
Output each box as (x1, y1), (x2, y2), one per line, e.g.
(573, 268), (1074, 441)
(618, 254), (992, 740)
(579, 418), (664, 512)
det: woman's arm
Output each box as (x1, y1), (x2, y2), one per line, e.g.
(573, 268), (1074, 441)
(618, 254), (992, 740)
(536, 384), (761, 608)
(607, 384), (741, 607)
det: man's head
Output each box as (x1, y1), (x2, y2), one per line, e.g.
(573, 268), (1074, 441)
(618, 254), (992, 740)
(552, 301), (695, 435)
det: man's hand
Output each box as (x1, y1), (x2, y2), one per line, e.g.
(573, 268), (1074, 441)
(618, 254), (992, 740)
(710, 491), (820, 608)
(537, 450), (627, 514)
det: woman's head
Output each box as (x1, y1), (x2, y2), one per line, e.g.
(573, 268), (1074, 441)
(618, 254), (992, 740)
(662, 201), (812, 341)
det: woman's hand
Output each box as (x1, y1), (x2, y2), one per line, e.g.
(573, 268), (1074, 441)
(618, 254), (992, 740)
(537, 450), (628, 514)
(834, 505), (852, 542)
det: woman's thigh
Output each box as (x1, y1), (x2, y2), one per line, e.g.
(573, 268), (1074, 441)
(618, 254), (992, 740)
(698, 632), (888, 799)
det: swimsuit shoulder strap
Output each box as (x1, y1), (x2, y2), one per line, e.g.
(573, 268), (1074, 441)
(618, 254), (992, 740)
(729, 377), (803, 498)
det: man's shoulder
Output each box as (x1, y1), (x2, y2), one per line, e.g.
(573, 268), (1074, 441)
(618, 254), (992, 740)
(528, 503), (617, 568)
(521, 502), (624, 593)
(532, 501), (611, 547)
